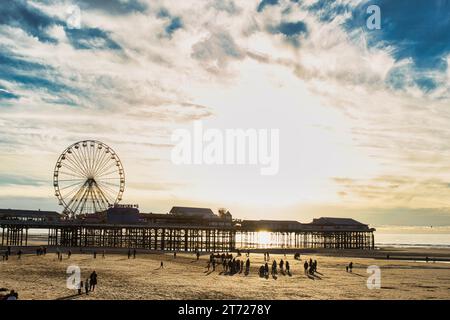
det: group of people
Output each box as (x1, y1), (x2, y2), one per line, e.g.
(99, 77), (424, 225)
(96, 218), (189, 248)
(303, 258), (318, 275)
(204, 252), (251, 275)
(258, 258), (291, 277)
(1, 246), (11, 261)
(36, 246), (47, 256)
(77, 271), (98, 295)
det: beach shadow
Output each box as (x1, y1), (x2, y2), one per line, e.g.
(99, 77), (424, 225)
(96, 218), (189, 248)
(350, 272), (365, 277)
(55, 293), (83, 300)
(307, 274), (315, 280)
(272, 274), (278, 280)
(311, 273), (322, 280)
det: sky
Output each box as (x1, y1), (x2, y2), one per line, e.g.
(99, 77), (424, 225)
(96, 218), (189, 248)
(1, 0), (450, 227)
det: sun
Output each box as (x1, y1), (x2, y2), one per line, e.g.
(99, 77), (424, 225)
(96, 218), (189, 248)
(257, 231), (272, 246)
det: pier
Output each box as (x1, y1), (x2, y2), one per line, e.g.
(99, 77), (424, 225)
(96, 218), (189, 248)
(0, 207), (375, 251)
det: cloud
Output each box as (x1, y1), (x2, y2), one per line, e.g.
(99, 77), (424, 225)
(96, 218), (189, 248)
(65, 27), (122, 50)
(191, 30), (244, 68)
(0, 0), (59, 43)
(157, 7), (183, 37)
(257, 0), (279, 13)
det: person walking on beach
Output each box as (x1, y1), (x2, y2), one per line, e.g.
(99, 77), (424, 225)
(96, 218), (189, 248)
(196, 251), (200, 260)
(304, 261), (308, 275)
(78, 280), (83, 295)
(89, 271), (97, 292)
(93, 251), (97, 259)
(264, 263), (269, 277)
(133, 249), (136, 259)
(349, 262), (353, 273)
(68, 250), (72, 259)
(173, 252), (177, 259)
(128, 249), (131, 259)
(84, 278), (90, 295)
(286, 261), (290, 275)
(271, 260), (277, 275)
(160, 261), (164, 269)
(279, 259), (284, 272)
(17, 250), (22, 260)
(102, 250), (105, 259)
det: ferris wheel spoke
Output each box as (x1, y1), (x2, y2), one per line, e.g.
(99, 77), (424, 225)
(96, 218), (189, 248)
(97, 180), (120, 189)
(87, 143), (97, 177)
(58, 171), (86, 179)
(92, 147), (110, 177)
(79, 144), (91, 177)
(87, 143), (95, 177)
(93, 187), (109, 210)
(96, 165), (119, 178)
(95, 184), (115, 205)
(65, 183), (87, 214)
(96, 181), (118, 201)
(58, 180), (86, 191)
(72, 185), (90, 215)
(76, 144), (91, 177)
(58, 178), (87, 182)
(70, 147), (90, 177)
(58, 162), (87, 179)
(61, 185), (82, 203)
(94, 153), (116, 177)
(64, 154), (89, 177)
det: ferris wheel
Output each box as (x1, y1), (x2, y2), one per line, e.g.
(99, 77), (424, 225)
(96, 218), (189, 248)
(53, 140), (125, 218)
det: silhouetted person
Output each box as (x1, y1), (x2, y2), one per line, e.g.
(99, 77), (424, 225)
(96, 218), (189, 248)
(78, 280), (83, 295)
(349, 262), (353, 273)
(133, 249), (136, 259)
(160, 261), (164, 269)
(196, 251), (200, 260)
(68, 250), (72, 259)
(102, 250), (105, 259)
(5, 290), (18, 300)
(84, 278), (90, 295)
(93, 251), (97, 259)
(286, 261), (290, 274)
(17, 250), (22, 260)
(89, 271), (97, 291)
(127, 249), (131, 259)
(304, 261), (308, 274)
(174, 252), (177, 259)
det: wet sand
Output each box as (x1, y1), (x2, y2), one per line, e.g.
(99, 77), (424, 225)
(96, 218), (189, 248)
(1, 247), (449, 300)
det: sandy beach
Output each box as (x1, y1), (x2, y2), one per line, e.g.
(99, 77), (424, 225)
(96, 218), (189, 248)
(1, 247), (449, 300)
